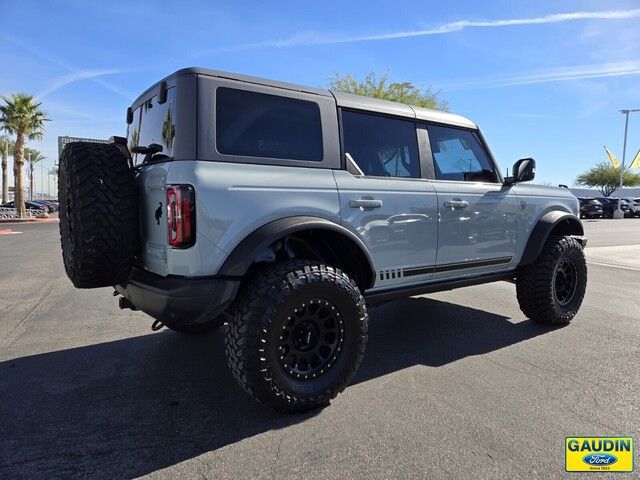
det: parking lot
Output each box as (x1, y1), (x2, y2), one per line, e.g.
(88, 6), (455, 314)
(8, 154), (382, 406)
(1, 219), (638, 479)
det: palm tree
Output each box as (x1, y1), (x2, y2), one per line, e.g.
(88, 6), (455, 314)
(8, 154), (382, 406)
(0, 135), (14, 204)
(0, 94), (48, 217)
(25, 148), (45, 200)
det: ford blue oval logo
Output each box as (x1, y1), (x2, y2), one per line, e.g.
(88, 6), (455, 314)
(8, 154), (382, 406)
(582, 453), (617, 466)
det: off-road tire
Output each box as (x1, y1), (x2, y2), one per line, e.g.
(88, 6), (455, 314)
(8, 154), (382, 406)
(516, 236), (587, 325)
(59, 142), (138, 288)
(225, 260), (368, 412)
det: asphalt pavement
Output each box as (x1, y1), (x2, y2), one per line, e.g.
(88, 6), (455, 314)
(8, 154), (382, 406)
(1, 219), (639, 479)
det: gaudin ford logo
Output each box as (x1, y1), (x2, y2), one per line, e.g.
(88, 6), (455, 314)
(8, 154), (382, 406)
(565, 437), (634, 472)
(582, 453), (617, 466)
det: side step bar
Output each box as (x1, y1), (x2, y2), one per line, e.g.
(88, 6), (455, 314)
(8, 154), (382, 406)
(365, 271), (516, 306)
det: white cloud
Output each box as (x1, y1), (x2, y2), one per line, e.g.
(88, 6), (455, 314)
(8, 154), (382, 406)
(435, 60), (640, 91)
(195, 8), (640, 55)
(36, 69), (123, 100)
(2, 35), (133, 99)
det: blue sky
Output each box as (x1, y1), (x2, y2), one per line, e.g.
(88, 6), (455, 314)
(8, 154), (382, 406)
(1, 0), (639, 195)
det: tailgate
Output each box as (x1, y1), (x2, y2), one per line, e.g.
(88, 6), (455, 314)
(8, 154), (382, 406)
(136, 163), (170, 276)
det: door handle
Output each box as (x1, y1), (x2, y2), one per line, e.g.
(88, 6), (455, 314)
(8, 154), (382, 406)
(443, 199), (469, 210)
(349, 199), (383, 209)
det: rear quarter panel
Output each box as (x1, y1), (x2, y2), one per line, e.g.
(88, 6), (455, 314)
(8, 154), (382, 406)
(164, 160), (341, 276)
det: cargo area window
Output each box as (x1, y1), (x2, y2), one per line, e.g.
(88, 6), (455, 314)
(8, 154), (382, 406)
(427, 125), (498, 183)
(127, 87), (177, 165)
(216, 87), (323, 161)
(341, 110), (420, 178)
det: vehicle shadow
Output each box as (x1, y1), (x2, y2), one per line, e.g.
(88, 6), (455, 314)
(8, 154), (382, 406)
(0, 297), (556, 478)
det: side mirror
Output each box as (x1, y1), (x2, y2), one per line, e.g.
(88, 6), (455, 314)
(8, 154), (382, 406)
(505, 157), (535, 184)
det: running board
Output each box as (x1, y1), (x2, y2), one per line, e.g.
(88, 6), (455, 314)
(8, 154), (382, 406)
(364, 271), (516, 306)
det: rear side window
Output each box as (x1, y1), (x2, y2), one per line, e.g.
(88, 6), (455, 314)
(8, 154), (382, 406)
(341, 110), (420, 178)
(216, 87), (323, 161)
(427, 125), (498, 182)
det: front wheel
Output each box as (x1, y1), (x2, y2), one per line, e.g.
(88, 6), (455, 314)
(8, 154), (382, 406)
(516, 236), (587, 325)
(225, 260), (368, 412)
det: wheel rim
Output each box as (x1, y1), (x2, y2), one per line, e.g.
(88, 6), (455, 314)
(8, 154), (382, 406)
(277, 298), (344, 380)
(553, 258), (578, 306)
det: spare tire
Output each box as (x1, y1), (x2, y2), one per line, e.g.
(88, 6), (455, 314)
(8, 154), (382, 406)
(59, 142), (138, 288)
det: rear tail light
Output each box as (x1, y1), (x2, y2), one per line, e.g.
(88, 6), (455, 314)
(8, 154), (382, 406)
(166, 185), (195, 248)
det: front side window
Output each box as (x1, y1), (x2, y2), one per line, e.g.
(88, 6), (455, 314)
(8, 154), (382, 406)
(427, 125), (498, 182)
(216, 87), (323, 161)
(341, 110), (420, 178)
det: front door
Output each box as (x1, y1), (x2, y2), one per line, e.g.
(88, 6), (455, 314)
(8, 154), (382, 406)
(334, 110), (438, 290)
(426, 124), (519, 278)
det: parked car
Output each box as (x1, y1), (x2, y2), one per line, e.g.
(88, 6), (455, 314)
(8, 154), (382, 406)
(29, 200), (57, 213)
(58, 67), (588, 412)
(596, 197), (631, 218)
(578, 198), (603, 219)
(1, 200), (48, 212)
(622, 198), (640, 217)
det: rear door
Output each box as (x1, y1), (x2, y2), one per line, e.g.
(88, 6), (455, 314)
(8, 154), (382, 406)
(425, 124), (519, 278)
(334, 110), (438, 289)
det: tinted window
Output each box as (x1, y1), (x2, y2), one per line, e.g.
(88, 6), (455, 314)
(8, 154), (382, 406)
(342, 110), (420, 178)
(428, 125), (498, 182)
(127, 87), (176, 165)
(216, 87), (323, 161)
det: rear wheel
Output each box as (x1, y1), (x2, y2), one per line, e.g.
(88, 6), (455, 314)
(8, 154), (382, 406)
(516, 236), (587, 325)
(225, 260), (368, 412)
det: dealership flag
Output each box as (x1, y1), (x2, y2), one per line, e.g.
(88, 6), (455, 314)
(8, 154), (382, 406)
(629, 149), (640, 170)
(604, 146), (621, 168)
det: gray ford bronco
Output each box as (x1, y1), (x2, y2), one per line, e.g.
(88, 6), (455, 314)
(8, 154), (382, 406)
(59, 68), (587, 412)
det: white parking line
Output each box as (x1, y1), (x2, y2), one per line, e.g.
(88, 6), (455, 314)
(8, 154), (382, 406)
(0, 229), (22, 235)
(587, 261), (640, 272)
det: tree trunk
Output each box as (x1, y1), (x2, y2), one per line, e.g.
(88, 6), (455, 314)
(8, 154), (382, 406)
(13, 132), (26, 218)
(1, 141), (7, 204)
(30, 163), (34, 200)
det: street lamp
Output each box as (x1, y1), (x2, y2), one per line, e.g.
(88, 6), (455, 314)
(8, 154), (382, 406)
(614, 108), (640, 218)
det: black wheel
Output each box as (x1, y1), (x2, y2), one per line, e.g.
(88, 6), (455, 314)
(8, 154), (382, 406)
(59, 142), (137, 288)
(225, 260), (368, 412)
(165, 316), (224, 335)
(516, 236), (587, 325)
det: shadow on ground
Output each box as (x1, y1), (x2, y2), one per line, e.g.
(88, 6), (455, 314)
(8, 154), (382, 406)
(0, 297), (556, 478)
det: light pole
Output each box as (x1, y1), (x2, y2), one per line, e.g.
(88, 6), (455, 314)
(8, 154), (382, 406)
(614, 108), (640, 218)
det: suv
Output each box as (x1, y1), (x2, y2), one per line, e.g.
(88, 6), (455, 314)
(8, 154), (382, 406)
(578, 197), (603, 219)
(597, 197), (631, 218)
(58, 68), (587, 412)
(622, 198), (640, 217)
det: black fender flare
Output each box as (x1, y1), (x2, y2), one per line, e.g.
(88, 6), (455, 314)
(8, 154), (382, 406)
(519, 211), (585, 266)
(218, 216), (377, 288)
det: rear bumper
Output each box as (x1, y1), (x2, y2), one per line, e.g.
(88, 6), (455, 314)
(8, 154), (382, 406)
(116, 267), (239, 326)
